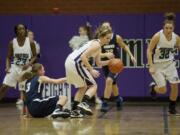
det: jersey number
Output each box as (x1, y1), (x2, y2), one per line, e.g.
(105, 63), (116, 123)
(159, 48), (172, 59)
(16, 58), (27, 65)
(26, 82), (31, 93)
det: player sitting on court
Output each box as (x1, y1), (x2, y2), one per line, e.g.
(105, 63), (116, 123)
(21, 63), (70, 118)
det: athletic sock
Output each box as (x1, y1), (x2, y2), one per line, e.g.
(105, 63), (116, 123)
(72, 101), (80, 110)
(103, 98), (109, 103)
(82, 95), (91, 104)
(56, 104), (63, 110)
(169, 100), (176, 108)
(114, 96), (119, 100)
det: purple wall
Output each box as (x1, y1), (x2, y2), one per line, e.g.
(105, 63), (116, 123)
(0, 14), (180, 98)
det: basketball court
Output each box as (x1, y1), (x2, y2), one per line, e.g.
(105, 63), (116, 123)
(0, 103), (180, 135)
(0, 1), (180, 135)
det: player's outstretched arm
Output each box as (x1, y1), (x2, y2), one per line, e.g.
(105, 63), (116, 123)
(39, 76), (66, 84)
(116, 35), (136, 64)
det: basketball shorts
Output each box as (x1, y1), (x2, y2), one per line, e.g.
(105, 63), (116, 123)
(151, 61), (180, 87)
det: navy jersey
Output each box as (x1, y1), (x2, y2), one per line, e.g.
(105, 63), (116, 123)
(25, 76), (44, 104)
(25, 75), (59, 118)
(101, 33), (120, 61)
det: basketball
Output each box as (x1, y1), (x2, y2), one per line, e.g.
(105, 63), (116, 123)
(108, 58), (124, 73)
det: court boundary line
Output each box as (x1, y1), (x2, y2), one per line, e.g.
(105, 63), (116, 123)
(163, 105), (169, 134)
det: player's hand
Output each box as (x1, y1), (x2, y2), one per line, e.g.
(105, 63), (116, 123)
(106, 53), (114, 59)
(149, 65), (156, 74)
(90, 69), (100, 78)
(130, 56), (137, 64)
(22, 65), (29, 71)
(5, 67), (10, 73)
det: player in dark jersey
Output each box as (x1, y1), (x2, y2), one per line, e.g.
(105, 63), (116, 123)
(97, 22), (136, 112)
(22, 63), (70, 118)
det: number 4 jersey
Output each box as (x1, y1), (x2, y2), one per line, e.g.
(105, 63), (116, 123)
(13, 37), (32, 66)
(153, 30), (177, 63)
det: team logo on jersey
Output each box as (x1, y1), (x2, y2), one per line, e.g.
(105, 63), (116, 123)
(103, 44), (115, 49)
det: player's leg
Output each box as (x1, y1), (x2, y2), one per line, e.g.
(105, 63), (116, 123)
(72, 86), (87, 110)
(71, 86), (87, 118)
(169, 83), (178, 114)
(78, 83), (97, 115)
(0, 84), (10, 100)
(166, 63), (180, 114)
(112, 83), (123, 110)
(16, 81), (26, 105)
(101, 77), (113, 112)
(0, 67), (18, 100)
(17, 67), (32, 105)
(149, 70), (167, 98)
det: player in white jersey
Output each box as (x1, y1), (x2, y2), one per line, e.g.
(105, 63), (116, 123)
(0, 24), (37, 101)
(65, 27), (112, 116)
(28, 30), (41, 59)
(147, 13), (180, 115)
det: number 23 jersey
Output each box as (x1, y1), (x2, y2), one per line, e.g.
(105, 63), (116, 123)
(153, 29), (177, 63)
(12, 37), (32, 66)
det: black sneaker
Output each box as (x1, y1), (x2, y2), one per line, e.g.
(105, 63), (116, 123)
(70, 110), (84, 118)
(149, 82), (156, 99)
(169, 109), (177, 115)
(101, 101), (109, 112)
(116, 96), (123, 111)
(169, 104), (178, 115)
(77, 102), (93, 115)
(51, 108), (70, 119)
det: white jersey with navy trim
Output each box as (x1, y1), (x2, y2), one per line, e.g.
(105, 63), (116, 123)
(12, 37), (32, 66)
(68, 40), (100, 61)
(153, 30), (177, 63)
(65, 40), (99, 88)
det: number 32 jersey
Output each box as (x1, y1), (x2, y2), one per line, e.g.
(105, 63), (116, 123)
(12, 37), (32, 66)
(153, 30), (177, 63)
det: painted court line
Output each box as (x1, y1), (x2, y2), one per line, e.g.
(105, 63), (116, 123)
(163, 106), (169, 134)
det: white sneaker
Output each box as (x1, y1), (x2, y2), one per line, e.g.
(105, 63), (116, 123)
(77, 102), (93, 115)
(51, 108), (70, 119)
(70, 110), (84, 118)
(16, 99), (23, 105)
(95, 97), (102, 104)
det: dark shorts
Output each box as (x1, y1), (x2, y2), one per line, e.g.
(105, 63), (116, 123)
(27, 96), (59, 118)
(102, 66), (119, 84)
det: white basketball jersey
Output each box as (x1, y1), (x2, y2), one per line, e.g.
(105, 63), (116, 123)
(13, 37), (32, 66)
(68, 40), (100, 61)
(153, 30), (177, 63)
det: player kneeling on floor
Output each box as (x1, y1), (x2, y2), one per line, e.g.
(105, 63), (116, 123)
(22, 63), (70, 118)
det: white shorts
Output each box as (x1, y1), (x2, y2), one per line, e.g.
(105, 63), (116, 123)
(152, 61), (180, 87)
(3, 64), (32, 91)
(65, 57), (96, 88)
